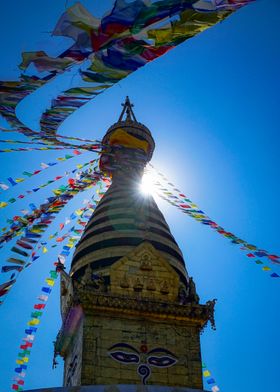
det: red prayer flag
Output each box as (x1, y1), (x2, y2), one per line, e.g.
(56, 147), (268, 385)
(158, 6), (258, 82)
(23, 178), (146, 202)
(34, 304), (45, 310)
(247, 253), (255, 258)
(268, 255), (280, 261)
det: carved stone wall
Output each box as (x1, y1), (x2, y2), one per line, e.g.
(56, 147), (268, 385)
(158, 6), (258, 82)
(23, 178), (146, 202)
(63, 320), (83, 386)
(80, 313), (203, 389)
(57, 243), (214, 389)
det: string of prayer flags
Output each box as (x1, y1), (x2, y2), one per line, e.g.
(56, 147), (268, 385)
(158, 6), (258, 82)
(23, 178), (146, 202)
(10, 191), (105, 387)
(0, 165), (100, 244)
(148, 164), (279, 278)
(0, 146), (80, 153)
(11, 265), (61, 390)
(202, 362), (220, 392)
(0, 158), (96, 209)
(0, 150), (84, 194)
(1, 1), (253, 145)
(0, 175), (106, 303)
(19, 51), (75, 73)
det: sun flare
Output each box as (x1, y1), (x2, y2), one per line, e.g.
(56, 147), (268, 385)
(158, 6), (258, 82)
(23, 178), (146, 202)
(140, 172), (156, 196)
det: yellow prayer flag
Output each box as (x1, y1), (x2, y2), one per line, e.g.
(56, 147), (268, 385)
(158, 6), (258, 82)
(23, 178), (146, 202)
(76, 164), (83, 169)
(43, 247), (48, 254)
(45, 278), (55, 286)
(22, 357), (29, 363)
(0, 202), (8, 208)
(15, 178), (24, 183)
(16, 359), (24, 365)
(203, 370), (211, 377)
(262, 266), (271, 271)
(28, 319), (40, 326)
(52, 189), (63, 196)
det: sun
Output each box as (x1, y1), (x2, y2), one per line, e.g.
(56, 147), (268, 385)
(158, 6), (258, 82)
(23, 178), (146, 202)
(140, 172), (156, 196)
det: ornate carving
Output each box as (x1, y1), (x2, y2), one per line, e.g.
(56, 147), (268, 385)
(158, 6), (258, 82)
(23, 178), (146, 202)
(146, 278), (156, 291)
(139, 253), (152, 271)
(120, 274), (130, 288)
(110, 242), (180, 301)
(160, 280), (169, 295)
(186, 277), (200, 304)
(133, 278), (144, 292)
(81, 264), (92, 286)
(205, 299), (217, 330)
(75, 289), (215, 330)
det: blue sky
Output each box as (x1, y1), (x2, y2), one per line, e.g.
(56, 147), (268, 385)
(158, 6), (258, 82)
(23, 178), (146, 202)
(0, 1), (279, 391)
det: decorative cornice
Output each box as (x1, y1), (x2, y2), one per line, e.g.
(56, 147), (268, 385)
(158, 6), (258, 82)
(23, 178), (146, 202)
(76, 290), (216, 331)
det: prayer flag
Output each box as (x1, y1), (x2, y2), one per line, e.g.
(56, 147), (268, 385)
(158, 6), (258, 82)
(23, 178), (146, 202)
(16, 240), (33, 250)
(34, 304), (46, 310)
(40, 163), (49, 169)
(31, 311), (43, 318)
(37, 294), (48, 301)
(262, 266), (271, 271)
(1, 265), (23, 273)
(22, 172), (33, 177)
(27, 319), (40, 326)
(0, 279), (16, 297)
(7, 258), (26, 265)
(42, 287), (51, 294)
(45, 278), (55, 286)
(7, 177), (17, 186)
(0, 182), (9, 190)
(11, 247), (29, 257)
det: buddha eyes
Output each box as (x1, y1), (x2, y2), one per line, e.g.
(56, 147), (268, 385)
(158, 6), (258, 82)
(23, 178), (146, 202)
(108, 344), (178, 371)
(109, 351), (140, 364)
(147, 355), (177, 368)
(109, 351), (177, 368)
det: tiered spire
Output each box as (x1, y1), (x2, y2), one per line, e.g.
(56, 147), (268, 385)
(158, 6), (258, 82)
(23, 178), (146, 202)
(118, 96), (137, 122)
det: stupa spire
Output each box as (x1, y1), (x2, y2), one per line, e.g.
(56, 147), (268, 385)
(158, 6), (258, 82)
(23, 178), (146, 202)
(118, 96), (137, 122)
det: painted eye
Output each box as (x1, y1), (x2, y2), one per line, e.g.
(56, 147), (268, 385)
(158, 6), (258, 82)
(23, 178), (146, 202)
(147, 355), (177, 368)
(109, 351), (139, 364)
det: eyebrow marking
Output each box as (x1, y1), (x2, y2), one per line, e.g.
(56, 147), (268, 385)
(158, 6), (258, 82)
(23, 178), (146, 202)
(108, 343), (140, 354)
(147, 347), (177, 357)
